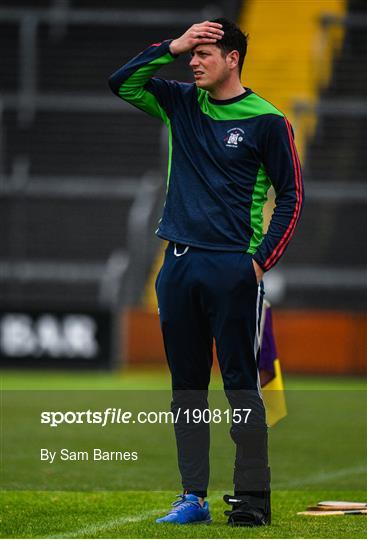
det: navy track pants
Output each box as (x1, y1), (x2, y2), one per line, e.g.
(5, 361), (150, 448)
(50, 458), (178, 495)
(156, 242), (269, 497)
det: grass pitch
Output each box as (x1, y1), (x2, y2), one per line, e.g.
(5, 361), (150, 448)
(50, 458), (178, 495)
(1, 369), (366, 538)
(2, 490), (367, 539)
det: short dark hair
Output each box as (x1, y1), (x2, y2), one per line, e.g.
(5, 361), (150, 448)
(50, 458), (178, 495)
(211, 17), (248, 75)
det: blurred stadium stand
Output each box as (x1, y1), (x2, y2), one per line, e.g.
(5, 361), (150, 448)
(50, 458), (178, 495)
(0, 0), (366, 370)
(0, 0), (241, 311)
(284, 2), (367, 311)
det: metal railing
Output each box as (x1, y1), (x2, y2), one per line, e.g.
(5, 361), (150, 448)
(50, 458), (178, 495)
(320, 12), (367, 28)
(0, 172), (164, 310)
(125, 170), (165, 305)
(0, 6), (221, 124)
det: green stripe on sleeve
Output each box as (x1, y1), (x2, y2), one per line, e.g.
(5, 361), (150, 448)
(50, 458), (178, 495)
(248, 164), (271, 253)
(118, 53), (174, 123)
(166, 119), (173, 191)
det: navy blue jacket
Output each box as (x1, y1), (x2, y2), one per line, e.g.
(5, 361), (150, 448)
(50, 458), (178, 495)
(109, 40), (304, 271)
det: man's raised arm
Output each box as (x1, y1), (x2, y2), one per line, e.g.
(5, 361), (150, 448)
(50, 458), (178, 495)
(108, 21), (223, 121)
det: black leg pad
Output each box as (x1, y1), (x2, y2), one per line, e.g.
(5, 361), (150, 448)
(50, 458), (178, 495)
(223, 490), (271, 527)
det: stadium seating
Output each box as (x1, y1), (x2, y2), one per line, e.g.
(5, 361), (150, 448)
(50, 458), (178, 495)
(289, 6), (367, 310)
(37, 24), (192, 94)
(0, 23), (18, 92)
(4, 110), (163, 177)
(0, 0), (49, 5)
(304, 9), (367, 183)
(72, 0), (215, 8)
(0, 0), (238, 307)
(1, 0), (365, 311)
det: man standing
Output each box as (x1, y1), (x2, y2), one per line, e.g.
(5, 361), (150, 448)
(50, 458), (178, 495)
(109, 18), (303, 527)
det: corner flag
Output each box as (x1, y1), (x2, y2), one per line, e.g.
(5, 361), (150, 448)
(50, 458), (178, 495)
(259, 300), (287, 426)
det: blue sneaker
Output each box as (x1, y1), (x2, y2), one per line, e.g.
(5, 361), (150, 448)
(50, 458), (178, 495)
(156, 494), (212, 524)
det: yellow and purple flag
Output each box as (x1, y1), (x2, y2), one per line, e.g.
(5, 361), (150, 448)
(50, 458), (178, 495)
(259, 300), (287, 427)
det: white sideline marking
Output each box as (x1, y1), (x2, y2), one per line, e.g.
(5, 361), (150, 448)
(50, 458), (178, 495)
(49, 508), (167, 539)
(278, 465), (367, 489)
(49, 495), (223, 539)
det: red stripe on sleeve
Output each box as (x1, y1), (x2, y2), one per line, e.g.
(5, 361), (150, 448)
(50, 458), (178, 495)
(263, 118), (303, 270)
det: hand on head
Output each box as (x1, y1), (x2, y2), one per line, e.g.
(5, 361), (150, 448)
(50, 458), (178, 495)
(170, 21), (223, 56)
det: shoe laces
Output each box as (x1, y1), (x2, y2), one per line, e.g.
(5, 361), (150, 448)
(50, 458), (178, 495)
(169, 494), (201, 513)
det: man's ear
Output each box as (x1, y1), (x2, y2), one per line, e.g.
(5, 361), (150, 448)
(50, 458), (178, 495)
(226, 50), (240, 71)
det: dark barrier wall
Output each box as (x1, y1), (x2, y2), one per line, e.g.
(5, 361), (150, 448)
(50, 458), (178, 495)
(0, 307), (112, 369)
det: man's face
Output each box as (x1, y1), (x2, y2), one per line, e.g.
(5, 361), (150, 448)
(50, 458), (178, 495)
(189, 44), (231, 91)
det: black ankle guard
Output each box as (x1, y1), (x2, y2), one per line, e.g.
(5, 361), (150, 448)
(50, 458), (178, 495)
(223, 492), (271, 527)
